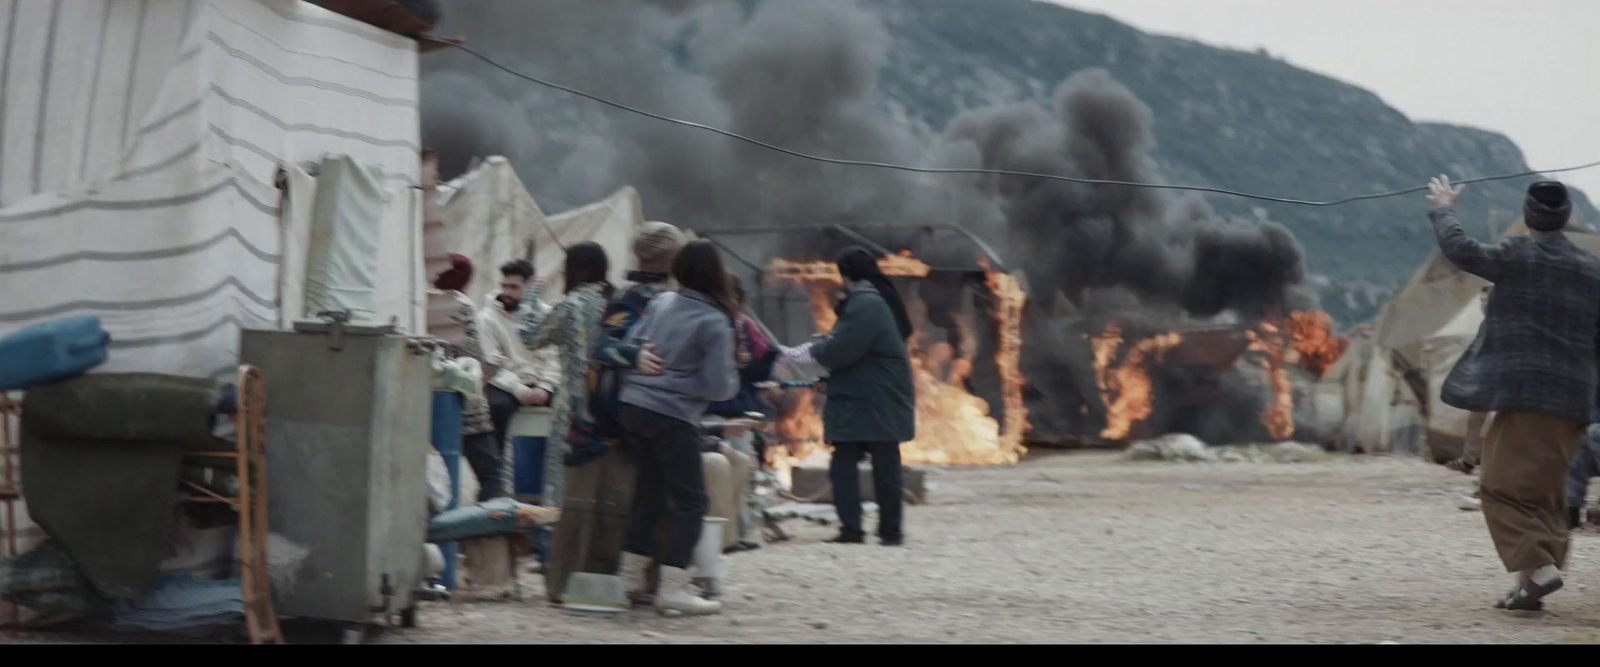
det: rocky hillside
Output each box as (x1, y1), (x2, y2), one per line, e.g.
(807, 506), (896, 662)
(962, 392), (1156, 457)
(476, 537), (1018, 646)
(864, 0), (1597, 325)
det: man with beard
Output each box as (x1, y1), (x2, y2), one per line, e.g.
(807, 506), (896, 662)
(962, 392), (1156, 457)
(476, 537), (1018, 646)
(1427, 176), (1600, 611)
(479, 259), (558, 489)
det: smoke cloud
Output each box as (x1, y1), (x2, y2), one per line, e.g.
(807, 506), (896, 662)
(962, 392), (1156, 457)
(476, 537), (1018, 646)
(420, 0), (1317, 445)
(947, 68), (1310, 322)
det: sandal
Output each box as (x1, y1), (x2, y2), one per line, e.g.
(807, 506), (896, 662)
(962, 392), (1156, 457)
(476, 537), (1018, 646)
(1500, 576), (1563, 611)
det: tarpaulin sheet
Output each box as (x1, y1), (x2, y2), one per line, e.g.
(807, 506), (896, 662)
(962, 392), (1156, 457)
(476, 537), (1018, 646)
(0, 0), (421, 380)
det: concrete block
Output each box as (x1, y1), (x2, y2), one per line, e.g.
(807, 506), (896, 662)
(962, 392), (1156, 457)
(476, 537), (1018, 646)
(790, 465), (927, 505)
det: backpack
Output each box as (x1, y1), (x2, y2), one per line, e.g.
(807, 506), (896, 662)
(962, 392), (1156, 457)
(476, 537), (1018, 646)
(574, 282), (662, 448)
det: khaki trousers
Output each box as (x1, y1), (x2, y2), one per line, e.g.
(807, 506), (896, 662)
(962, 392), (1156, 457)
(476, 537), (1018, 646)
(702, 444), (751, 550)
(1480, 411), (1583, 572)
(1464, 411), (1490, 466)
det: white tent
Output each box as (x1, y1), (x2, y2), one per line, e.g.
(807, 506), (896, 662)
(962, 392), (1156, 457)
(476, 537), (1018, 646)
(0, 2), (425, 592)
(1328, 218), (1600, 460)
(0, 0), (423, 380)
(438, 157), (645, 304)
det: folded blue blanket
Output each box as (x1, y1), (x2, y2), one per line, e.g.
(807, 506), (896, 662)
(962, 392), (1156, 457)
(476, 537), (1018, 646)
(111, 573), (244, 631)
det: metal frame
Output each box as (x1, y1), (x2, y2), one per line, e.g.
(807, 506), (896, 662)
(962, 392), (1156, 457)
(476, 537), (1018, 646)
(693, 222), (1010, 341)
(690, 222), (1009, 273)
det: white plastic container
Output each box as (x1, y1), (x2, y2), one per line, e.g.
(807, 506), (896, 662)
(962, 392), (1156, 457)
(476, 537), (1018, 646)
(424, 544), (445, 578)
(691, 516), (728, 596)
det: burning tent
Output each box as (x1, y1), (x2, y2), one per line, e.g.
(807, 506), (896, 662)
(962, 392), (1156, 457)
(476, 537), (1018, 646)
(1083, 312), (1346, 446)
(696, 217), (1358, 469)
(696, 225), (1028, 469)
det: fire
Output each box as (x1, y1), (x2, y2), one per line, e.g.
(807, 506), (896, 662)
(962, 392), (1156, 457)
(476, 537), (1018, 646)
(766, 250), (931, 282)
(1288, 311), (1347, 378)
(765, 251), (1026, 467)
(1090, 325), (1181, 440)
(769, 251), (929, 334)
(983, 263), (1029, 447)
(1091, 315), (1312, 443)
(1247, 320), (1295, 441)
(775, 395), (825, 458)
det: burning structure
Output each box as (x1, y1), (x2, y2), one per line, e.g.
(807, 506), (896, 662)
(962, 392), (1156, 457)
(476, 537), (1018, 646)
(700, 229), (1028, 468)
(420, 0), (1351, 459)
(1086, 313), (1347, 446)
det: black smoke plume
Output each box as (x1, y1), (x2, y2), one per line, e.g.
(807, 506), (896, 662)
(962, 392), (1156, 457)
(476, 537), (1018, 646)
(420, 0), (1317, 445)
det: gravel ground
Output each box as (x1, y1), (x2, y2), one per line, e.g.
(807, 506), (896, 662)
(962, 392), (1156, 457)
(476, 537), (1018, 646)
(9, 451), (1600, 644)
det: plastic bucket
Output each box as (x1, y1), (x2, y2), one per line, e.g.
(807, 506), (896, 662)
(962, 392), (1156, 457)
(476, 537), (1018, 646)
(692, 516), (728, 582)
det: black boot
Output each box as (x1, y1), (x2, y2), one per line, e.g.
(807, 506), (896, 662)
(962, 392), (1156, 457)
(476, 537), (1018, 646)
(1569, 507), (1583, 531)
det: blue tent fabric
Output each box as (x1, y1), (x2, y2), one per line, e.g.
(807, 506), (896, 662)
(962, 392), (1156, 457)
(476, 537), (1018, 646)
(110, 573), (244, 631)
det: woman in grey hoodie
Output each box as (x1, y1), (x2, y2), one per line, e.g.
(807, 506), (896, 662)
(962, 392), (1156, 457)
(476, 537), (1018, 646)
(615, 241), (740, 616)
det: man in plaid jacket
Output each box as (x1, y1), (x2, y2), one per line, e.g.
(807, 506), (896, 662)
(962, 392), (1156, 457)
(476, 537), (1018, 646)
(1428, 176), (1600, 611)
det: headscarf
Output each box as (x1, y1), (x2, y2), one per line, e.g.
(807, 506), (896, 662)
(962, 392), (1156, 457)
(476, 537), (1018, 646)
(633, 221), (686, 274)
(434, 253), (473, 292)
(836, 246), (913, 339)
(1525, 181), (1572, 232)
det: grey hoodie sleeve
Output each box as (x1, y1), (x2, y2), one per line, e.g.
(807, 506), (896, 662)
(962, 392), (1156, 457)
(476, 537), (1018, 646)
(696, 318), (740, 402)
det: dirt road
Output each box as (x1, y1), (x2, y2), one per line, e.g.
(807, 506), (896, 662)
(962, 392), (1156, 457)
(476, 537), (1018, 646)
(378, 452), (1600, 644)
(9, 451), (1600, 643)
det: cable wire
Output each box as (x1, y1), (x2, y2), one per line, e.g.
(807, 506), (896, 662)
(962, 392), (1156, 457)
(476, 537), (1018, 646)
(427, 37), (1600, 208)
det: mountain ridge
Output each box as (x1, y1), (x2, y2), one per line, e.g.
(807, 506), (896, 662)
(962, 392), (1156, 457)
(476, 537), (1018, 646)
(863, 0), (1596, 325)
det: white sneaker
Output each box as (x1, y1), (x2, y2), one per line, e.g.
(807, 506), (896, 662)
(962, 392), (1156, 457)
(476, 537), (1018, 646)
(1458, 495), (1482, 511)
(655, 566), (722, 616)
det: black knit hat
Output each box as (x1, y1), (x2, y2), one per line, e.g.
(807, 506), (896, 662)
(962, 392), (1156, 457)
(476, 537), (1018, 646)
(1525, 181), (1571, 232)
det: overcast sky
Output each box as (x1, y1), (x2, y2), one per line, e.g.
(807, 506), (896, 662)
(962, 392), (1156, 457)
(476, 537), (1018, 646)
(1055, 0), (1600, 200)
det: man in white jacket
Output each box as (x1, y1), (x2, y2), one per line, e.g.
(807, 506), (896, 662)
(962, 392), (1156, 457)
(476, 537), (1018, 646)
(480, 260), (560, 493)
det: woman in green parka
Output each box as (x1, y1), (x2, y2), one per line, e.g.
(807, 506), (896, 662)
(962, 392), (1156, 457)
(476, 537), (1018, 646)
(788, 246), (916, 546)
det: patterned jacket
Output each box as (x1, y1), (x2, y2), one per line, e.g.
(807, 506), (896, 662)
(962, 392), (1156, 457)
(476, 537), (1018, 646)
(517, 281), (610, 505)
(1432, 206), (1600, 423)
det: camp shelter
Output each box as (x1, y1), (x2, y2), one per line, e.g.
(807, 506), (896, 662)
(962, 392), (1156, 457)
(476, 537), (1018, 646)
(1324, 217), (1600, 461)
(436, 157), (646, 303)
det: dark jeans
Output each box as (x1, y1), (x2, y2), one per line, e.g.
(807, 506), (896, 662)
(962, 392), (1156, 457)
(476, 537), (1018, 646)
(462, 431), (504, 503)
(487, 385), (521, 458)
(620, 404), (708, 569)
(830, 441), (903, 540)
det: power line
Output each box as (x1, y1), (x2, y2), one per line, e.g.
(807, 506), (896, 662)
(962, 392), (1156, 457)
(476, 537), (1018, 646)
(426, 37), (1600, 208)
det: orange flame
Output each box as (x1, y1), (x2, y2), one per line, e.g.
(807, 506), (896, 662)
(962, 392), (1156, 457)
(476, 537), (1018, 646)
(1091, 316), (1308, 443)
(1288, 311), (1347, 378)
(1247, 320), (1295, 441)
(766, 252), (1026, 467)
(983, 263), (1029, 447)
(1090, 325), (1181, 440)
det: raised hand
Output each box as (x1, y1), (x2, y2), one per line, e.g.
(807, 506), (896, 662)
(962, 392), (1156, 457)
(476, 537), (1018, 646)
(1427, 174), (1463, 209)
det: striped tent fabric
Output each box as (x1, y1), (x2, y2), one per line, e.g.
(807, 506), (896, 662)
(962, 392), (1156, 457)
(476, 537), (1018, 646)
(0, 0), (421, 380)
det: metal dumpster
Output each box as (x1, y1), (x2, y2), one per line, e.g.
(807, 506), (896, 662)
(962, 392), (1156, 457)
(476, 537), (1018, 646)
(240, 321), (431, 639)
